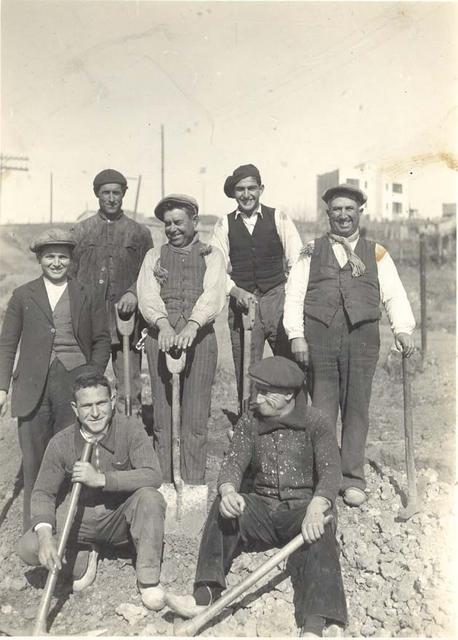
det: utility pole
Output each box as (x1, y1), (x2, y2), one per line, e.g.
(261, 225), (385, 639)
(0, 155), (29, 223)
(49, 172), (53, 223)
(161, 124), (165, 198)
(134, 174), (142, 219)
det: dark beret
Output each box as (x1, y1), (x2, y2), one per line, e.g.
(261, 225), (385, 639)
(223, 164), (262, 198)
(322, 183), (367, 206)
(154, 193), (199, 222)
(249, 356), (305, 391)
(30, 228), (76, 253)
(93, 169), (128, 195)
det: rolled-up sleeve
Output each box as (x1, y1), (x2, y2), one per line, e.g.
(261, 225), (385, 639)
(377, 249), (416, 336)
(283, 256), (311, 339)
(137, 248), (168, 327)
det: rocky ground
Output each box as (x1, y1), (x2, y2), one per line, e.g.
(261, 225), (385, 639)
(0, 236), (455, 637)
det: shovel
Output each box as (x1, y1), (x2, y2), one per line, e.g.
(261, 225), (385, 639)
(398, 352), (420, 521)
(114, 304), (136, 416)
(174, 514), (333, 636)
(159, 349), (208, 537)
(241, 297), (256, 415)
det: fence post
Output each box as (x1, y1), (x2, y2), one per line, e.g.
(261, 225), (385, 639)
(419, 233), (427, 362)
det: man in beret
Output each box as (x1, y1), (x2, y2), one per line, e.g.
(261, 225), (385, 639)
(137, 194), (226, 484)
(166, 355), (347, 637)
(0, 229), (110, 531)
(71, 169), (153, 415)
(284, 184), (415, 507)
(210, 164), (303, 409)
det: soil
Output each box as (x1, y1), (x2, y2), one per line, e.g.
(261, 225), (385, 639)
(0, 227), (455, 637)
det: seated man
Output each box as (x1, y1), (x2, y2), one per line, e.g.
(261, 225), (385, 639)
(17, 372), (166, 611)
(166, 356), (347, 637)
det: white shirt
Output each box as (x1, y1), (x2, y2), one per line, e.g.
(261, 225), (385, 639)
(43, 278), (68, 311)
(210, 206), (303, 295)
(283, 237), (416, 339)
(137, 237), (227, 329)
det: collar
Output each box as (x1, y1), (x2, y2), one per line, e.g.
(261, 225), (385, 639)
(234, 206), (263, 220)
(328, 229), (360, 245)
(97, 209), (124, 223)
(256, 391), (309, 435)
(75, 419), (116, 454)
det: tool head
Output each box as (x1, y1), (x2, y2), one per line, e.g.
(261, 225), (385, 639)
(397, 500), (421, 522)
(165, 349), (187, 374)
(159, 483), (208, 537)
(114, 304), (135, 336)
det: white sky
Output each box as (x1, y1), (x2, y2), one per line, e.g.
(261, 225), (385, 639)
(1, 0), (457, 223)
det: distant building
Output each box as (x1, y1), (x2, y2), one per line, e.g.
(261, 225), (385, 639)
(317, 163), (409, 221)
(442, 203), (456, 218)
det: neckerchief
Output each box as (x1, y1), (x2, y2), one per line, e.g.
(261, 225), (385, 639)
(327, 230), (366, 277)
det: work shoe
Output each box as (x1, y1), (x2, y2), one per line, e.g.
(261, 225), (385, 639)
(342, 487), (367, 507)
(165, 592), (207, 619)
(72, 545), (99, 592)
(139, 583), (166, 611)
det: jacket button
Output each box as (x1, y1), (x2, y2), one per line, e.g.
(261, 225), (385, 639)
(50, 328), (56, 334)
(99, 279), (105, 284)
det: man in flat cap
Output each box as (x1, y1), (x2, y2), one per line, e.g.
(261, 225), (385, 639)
(210, 164), (303, 410)
(0, 229), (110, 531)
(166, 355), (347, 637)
(137, 194), (226, 484)
(284, 184), (415, 507)
(71, 169), (153, 415)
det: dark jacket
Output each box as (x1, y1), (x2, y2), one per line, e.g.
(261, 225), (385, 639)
(218, 392), (342, 505)
(70, 211), (153, 342)
(0, 277), (110, 418)
(31, 417), (162, 530)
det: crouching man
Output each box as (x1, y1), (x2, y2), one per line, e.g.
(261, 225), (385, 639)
(166, 356), (347, 637)
(17, 372), (166, 611)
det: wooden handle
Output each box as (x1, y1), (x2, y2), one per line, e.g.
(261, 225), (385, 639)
(33, 441), (93, 635)
(174, 515), (333, 637)
(402, 355), (418, 502)
(123, 335), (132, 416)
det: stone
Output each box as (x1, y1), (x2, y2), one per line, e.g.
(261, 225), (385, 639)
(1, 604), (13, 615)
(115, 602), (147, 625)
(380, 561), (403, 580)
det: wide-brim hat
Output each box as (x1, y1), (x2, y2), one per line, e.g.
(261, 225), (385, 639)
(30, 228), (76, 253)
(93, 169), (128, 195)
(154, 194), (199, 221)
(322, 183), (367, 206)
(223, 164), (262, 198)
(249, 356), (305, 391)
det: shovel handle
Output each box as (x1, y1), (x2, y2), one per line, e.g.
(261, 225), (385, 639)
(33, 441), (93, 635)
(402, 354), (418, 504)
(174, 515), (333, 636)
(123, 335), (132, 416)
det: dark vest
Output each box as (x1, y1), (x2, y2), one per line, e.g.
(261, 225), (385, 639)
(304, 235), (381, 327)
(51, 286), (87, 370)
(227, 205), (285, 293)
(159, 242), (207, 328)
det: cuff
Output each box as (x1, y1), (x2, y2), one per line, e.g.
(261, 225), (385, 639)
(288, 331), (305, 340)
(188, 314), (203, 328)
(313, 489), (336, 507)
(34, 522), (53, 532)
(31, 514), (56, 531)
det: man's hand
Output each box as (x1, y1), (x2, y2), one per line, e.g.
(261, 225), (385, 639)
(37, 527), (61, 571)
(219, 484), (245, 519)
(117, 291), (137, 316)
(175, 321), (199, 350)
(0, 390), (8, 418)
(395, 332), (415, 358)
(301, 496), (331, 544)
(72, 462), (105, 488)
(230, 286), (257, 312)
(291, 337), (309, 367)
(157, 319), (177, 352)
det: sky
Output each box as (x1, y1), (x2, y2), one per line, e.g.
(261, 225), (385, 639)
(1, 0), (457, 224)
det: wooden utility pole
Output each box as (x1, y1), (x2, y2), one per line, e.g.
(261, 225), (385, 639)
(133, 174), (142, 219)
(49, 172), (53, 223)
(419, 233), (427, 362)
(161, 125), (165, 198)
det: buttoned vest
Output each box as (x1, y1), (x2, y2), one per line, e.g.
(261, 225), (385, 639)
(51, 286), (86, 370)
(227, 205), (285, 293)
(159, 242), (207, 328)
(304, 236), (380, 327)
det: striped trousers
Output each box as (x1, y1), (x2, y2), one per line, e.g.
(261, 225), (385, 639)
(145, 324), (217, 484)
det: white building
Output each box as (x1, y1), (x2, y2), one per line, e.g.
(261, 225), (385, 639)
(317, 163), (410, 221)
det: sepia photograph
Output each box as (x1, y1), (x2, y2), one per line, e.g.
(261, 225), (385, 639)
(0, 0), (456, 637)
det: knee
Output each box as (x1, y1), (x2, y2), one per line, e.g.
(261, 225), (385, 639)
(16, 529), (40, 566)
(133, 487), (166, 514)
